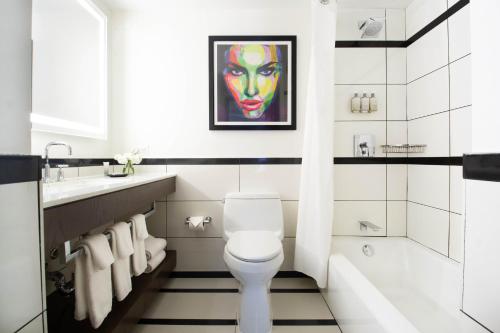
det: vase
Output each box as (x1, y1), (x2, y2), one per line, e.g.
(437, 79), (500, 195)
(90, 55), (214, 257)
(123, 160), (135, 175)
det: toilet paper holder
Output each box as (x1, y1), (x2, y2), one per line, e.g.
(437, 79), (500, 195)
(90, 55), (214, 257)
(185, 216), (212, 225)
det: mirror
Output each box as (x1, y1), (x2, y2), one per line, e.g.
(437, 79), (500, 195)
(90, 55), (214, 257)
(31, 0), (108, 139)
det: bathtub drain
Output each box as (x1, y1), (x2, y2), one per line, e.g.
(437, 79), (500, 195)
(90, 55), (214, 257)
(362, 244), (374, 257)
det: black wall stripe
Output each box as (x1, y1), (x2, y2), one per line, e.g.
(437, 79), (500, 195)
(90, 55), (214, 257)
(43, 156), (463, 167)
(0, 155), (41, 185)
(335, 0), (470, 49)
(137, 318), (338, 326)
(463, 154), (500, 182)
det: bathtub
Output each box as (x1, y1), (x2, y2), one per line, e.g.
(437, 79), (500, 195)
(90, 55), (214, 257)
(322, 237), (487, 333)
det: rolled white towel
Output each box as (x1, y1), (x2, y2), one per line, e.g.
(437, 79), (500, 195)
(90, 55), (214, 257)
(145, 250), (166, 273)
(74, 234), (115, 329)
(145, 236), (167, 261)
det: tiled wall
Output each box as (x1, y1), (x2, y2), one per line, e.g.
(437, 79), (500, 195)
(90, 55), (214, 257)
(406, 0), (471, 262)
(333, 8), (408, 238)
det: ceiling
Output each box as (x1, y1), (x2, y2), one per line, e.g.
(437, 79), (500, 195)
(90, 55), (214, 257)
(100, 0), (415, 12)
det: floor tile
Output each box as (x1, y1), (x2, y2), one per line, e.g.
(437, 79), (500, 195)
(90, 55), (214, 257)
(271, 293), (333, 319)
(163, 278), (239, 290)
(133, 325), (236, 333)
(271, 278), (317, 290)
(272, 326), (341, 333)
(142, 293), (239, 319)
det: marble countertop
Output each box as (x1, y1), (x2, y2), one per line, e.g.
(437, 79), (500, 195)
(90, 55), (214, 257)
(43, 173), (176, 208)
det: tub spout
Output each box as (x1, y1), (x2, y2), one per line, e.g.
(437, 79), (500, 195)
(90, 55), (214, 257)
(359, 221), (382, 232)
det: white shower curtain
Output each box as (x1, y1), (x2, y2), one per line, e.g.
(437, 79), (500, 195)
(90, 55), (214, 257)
(294, 0), (336, 288)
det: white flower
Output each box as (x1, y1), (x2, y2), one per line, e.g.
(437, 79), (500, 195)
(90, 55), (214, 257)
(114, 154), (127, 164)
(130, 154), (142, 164)
(114, 151), (142, 165)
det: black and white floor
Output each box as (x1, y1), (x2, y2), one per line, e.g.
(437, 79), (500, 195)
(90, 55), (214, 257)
(133, 272), (341, 333)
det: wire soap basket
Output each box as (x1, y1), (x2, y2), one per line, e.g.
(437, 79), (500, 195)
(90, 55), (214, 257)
(381, 144), (427, 154)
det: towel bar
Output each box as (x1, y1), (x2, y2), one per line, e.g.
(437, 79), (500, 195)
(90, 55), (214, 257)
(61, 202), (157, 263)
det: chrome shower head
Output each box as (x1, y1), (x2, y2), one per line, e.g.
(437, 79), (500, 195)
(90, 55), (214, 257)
(358, 18), (384, 38)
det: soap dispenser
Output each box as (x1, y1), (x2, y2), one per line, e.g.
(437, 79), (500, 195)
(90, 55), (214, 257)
(351, 93), (361, 113)
(369, 93), (378, 113)
(361, 93), (370, 113)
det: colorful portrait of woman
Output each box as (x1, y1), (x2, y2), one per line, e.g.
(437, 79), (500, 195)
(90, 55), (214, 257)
(210, 36), (296, 130)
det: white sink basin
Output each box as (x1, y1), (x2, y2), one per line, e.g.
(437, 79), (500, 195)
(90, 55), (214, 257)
(43, 173), (175, 208)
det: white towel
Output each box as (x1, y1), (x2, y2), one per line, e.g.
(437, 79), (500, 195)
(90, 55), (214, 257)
(145, 250), (166, 273)
(131, 214), (148, 276)
(107, 222), (134, 301)
(145, 236), (167, 261)
(74, 234), (115, 329)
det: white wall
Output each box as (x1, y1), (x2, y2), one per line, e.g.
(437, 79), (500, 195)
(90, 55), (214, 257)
(109, 0), (311, 158)
(0, 0), (32, 154)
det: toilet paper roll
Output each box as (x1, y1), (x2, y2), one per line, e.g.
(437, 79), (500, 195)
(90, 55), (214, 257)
(187, 216), (205, 231)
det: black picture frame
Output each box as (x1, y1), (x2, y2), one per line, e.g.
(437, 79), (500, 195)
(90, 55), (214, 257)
(209, 35), (297, 131)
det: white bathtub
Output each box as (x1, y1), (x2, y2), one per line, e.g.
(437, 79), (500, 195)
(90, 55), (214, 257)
(322, 237), (487, 333)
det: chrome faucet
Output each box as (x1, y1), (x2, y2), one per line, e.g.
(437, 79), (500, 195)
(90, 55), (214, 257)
(44, 142), (72, 183)
(359, 220), (382, 232)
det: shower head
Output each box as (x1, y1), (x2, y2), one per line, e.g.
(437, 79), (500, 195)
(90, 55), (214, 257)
(358, 18), (384, 38)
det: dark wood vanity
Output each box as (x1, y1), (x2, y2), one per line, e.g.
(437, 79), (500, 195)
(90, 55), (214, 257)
(44, 176), (176, 333)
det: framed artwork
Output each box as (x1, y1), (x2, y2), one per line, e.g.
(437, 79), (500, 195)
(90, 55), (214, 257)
(209, 35), (297, 130)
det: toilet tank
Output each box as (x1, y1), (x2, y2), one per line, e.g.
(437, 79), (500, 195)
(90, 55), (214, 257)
(223, 193), (284, 241)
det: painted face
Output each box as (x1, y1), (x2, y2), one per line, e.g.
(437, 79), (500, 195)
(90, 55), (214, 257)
(223, 44), (282, 119)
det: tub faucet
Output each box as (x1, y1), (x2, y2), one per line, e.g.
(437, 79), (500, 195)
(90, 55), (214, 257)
(44, 142), (72, 183)
(359, 220), (382, 232)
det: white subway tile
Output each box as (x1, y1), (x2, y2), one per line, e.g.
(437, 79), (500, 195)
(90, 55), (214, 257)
(450, 55), (472, 110)
(408, 165), (449, 210)
(387, 85), (407, 121)
(335, 48), (386, 84)
(406, 0), (448, 38)
(147, 201), (167, 238)
(450, 166), (465, 214)
(334, 164), (386, 200)
(450, 106), (472, 156)
(449, 213), (464, 262)
(386, 9), (406, 40)
(133, 165), (167, 174)
(240, 165), (301, 200)
(167, 165), (239, 201)
(282, 238), (296, 271)
(407, 23), (448, 82)
(334, 121), (387, 157)
(387, 201), (407, 236)
(449, 5), (471, 62)
(336, 8), (386, 41)
(333, 201), (386, 236)
(408, 112), (449, 157)
(335, 85), (386, 121)
(78, 165), (105, 177)
(387, 122), (408, 158)
(167, 201), (224, 238)
(407, 66), (449, 119)
(387, 48), (406, 84)
(387, 164), (407, 200)
(407, 202), (449, 256)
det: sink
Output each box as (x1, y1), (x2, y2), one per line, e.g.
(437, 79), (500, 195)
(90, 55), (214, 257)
(42, 173), (175, 208)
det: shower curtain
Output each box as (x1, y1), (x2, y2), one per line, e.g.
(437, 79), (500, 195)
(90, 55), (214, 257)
(294, 0), (336, 288)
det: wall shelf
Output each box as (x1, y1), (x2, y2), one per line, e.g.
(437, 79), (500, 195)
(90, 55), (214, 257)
(381, 144), (427, 154)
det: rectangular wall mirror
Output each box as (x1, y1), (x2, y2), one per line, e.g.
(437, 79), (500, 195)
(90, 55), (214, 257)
(31, 0), (108, 140)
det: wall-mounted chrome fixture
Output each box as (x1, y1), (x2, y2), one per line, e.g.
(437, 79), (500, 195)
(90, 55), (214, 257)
(359, 221), (382, 232)
(354, 134), (375, 157)
(319, 0), (330, 5)
(358, 17), (384, 38)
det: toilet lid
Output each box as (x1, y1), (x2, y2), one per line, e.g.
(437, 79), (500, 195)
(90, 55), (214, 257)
(227, 231), (282, 263)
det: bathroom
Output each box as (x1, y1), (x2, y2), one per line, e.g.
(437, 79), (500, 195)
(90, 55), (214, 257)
(1, 0), (498, 332)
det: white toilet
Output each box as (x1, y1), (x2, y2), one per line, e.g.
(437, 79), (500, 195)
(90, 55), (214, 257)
(223, 193), (284, 333)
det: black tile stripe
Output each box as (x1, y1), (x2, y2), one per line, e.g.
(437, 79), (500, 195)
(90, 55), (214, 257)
(137, 319), (337, 326)
(0, 155), (41, 185)
(158, 288), (319, 293)
(335, 0), (470, 49)
(170, 271), (311, 278)
(335, 40), (406, 48)
(463, 154), (500, 182)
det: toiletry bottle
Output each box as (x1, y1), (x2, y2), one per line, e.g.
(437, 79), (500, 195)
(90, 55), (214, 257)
(369, 93), (377, 113)
(351, 93), (361, 113)
(361, 93), (370, 113)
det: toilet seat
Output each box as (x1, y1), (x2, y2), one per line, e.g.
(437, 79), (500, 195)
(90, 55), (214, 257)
(226, 231), (282, 263)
